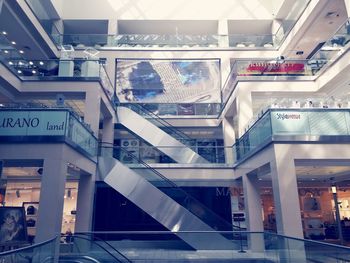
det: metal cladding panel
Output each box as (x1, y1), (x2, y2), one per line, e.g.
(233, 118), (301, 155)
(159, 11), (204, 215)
(116, 106), (208, 164)
(98, 156), (237, 250)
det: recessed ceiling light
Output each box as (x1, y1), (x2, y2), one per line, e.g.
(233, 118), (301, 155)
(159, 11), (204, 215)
(29, 61), (34, 65)
(4, 50), (9, 54)
(39, 61), (44, 65)
(17, 70), (22, 74)
(32, 70), (36, 74)
(8, 61), (13, 65)
(11, 41), (16, 45)
(19, 50), (24, 54)
(18, 62), (23, 65)
(2, 31), (7, 35)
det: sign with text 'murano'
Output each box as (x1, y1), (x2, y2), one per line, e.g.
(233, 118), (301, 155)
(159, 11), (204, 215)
(0, 110), (68, 136)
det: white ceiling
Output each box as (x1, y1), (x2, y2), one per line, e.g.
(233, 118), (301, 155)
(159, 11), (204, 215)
(51, 0), (297, 20)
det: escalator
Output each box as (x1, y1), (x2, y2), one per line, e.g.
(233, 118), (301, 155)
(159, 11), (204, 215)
(98, 145), (240, 250)
(116, 105), (208, 164)
(60, 234), (131, 263)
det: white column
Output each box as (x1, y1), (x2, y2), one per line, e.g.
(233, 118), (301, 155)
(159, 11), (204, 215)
(36, 158), (67, 242)
(271, 148), (303, 238)
(345, 0), (350, 17)
(272, 19), (284, 47)
(243, 174), (264, 252)
(84, 89), (101, 136)
(35, 157), (67, 261)
(222, 116), (236, 163)
(108, 19), (118, 46)
(0, 0), (4, 14)
(237, 88), (253, 137)
(218, 19), (229, 48)
(74, 172), (95, 232)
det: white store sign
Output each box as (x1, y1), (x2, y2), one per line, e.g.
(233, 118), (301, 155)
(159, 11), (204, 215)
(0, 111), (69, 136)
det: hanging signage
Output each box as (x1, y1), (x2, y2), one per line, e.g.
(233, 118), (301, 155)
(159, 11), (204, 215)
(0, 111), (69, 136)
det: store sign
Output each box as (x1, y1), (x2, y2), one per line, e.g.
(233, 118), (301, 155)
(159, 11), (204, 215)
(0, 111), (68, 136)
(271, 111), (308, 135)
(271, 111), (350, 136)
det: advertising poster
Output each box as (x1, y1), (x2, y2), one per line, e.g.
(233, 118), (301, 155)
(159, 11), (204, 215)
(0, 207), (27, 245)
(116, 59), (221, 103)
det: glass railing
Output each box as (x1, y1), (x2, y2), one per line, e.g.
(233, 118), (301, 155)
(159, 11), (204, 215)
(60, 234), (130, 263)
(119, 102), (222, 118)
(0, 236), (57, 262)
(233, 108), (350, 162)
(100, 144), (237, 231)
(0, 57), (115, 101)
(61, 231), (350, 262)
(23, 0), (310, 50)
(0, 106), (98, 157)
(112, 145), (227, 164)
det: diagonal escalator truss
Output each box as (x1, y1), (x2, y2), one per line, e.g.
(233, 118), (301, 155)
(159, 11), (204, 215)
(116, 105), (208, 164)
(98, 145), (239, 250)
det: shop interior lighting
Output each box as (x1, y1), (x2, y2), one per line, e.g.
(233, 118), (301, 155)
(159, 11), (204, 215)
(331, 185), (337, 194)
(19, 50), (24, 54)
(2, 31), (7, 35)
(11, 41), (16, 45)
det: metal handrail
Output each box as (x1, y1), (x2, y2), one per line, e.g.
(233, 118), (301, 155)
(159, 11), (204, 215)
(0, 236), (57, 256)
(72, 233), (131, 263)
(61, 234), (130, 263)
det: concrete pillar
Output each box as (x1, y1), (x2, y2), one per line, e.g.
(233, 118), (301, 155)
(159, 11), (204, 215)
(242, 174), (264, 252)
(222, 116), (235, 163)
(84, 89), (101, 136)
(74, 172), (95, 232)
(345, 0), (350, 17)
(107, 19), (118, 46)
(271, 148), (303, 238)
(272, 19), (284, 47)
(0, 0), (4, 15)
(237, 88), (253, 138)
(218, 20), (229, 48)
(35, 157), (67, 262)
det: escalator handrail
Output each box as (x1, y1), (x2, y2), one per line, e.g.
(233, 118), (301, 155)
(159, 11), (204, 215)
(119, 103), (193, 142)
(61, 234), (131, 263)
(73, 233), (132, 263)
(0, 236), (57, 256)
(101, 143), (243, 231)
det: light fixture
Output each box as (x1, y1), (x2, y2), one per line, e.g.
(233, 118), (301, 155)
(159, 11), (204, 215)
(2, 31), (7, 35)
(29, 61), (34, 65)
(4, 50), (9, 54)
(18, 61), (23, 66)
(17, 70), (22, 74)
(39, 61), (44, 65)
(16, 189), (20, 198)
(8, 61), (13, 65)
(19, 50), (24, 54)
(11, 41), (16, 45)
(32, 70), (36, 74)
(331, 185), (337, 194)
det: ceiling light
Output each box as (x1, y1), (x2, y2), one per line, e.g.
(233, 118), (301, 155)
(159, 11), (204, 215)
(39, 61), (44, 65)
(19, 50), (24, 54)
(29, 61), (34, 65)
(18, 61), (23, 65)
(4, 50), (8, 54)
(17, 70), (22, 74)
(8, 61), (13, 65)
(2, 31), (7, 35)
(11, 41), (16, 45)
(32, 70), (36, 74)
